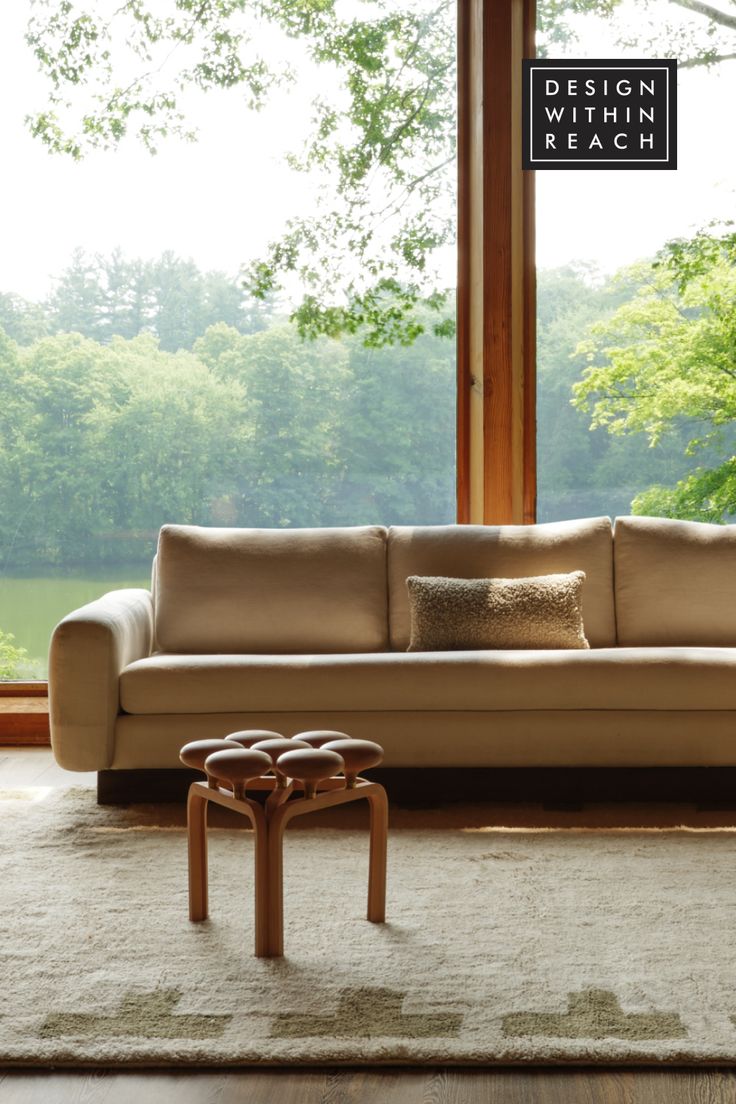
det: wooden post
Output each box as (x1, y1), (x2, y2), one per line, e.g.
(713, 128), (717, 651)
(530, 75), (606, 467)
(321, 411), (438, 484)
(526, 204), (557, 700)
(457, 0), (536, 524)
(186, 786), (209, 922)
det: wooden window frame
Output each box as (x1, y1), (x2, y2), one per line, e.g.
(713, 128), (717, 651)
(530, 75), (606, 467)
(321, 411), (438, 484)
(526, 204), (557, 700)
(457, 0), (536, 525)
(0, 682), (49, 745)
(3, 0), (535, 737)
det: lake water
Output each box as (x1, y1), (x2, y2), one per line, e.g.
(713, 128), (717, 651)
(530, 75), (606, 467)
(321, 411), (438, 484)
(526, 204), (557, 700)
(0, 568), (151, 679)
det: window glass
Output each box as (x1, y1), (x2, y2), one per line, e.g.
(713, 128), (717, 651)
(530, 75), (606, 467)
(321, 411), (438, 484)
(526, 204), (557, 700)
(536, 0), (736, 524)
(0, 0), (456, 678)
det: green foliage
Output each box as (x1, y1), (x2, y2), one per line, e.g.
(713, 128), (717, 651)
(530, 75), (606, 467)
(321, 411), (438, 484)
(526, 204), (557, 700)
(0, 292), (50, 345)
(0, 283), (456, 568)
(196, 322), (352, 526)
(0, 326), (249, 564)
(195, 310), (456, 525)
(3, 236), (734, 568)
(336, 320), (455, 523)
(535, 263), (704, 522)
(0, 249), (273, 353)
(0, 627), (30, 679)
(572, 227), (736, 521)
(47, 249), (271, 350)
(4, 243), (735, 573)
(656, 223), (736, 288)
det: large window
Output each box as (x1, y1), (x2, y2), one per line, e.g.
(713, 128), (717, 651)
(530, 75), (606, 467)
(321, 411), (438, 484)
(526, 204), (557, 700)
(537, 0), (736, 522)
(0, 1), (457, 679)
(11, 0), (734, 685)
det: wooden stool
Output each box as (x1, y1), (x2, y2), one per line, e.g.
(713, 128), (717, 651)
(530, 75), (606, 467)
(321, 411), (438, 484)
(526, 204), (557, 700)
(180, 733), (388, 957)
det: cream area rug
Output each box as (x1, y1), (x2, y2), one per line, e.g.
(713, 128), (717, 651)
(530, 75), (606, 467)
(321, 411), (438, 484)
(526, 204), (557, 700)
(2, 786), (736, 1066)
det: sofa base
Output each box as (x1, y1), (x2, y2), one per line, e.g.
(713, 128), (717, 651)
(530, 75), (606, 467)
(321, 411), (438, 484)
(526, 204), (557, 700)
(97, 766), (736, 807)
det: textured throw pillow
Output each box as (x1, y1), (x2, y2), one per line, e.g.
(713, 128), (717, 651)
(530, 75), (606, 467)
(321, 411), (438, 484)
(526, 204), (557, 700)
(406, 571), (589, 651)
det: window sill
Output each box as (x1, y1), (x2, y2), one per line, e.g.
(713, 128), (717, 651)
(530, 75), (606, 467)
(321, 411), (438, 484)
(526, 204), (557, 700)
(0, 688), (50, 745)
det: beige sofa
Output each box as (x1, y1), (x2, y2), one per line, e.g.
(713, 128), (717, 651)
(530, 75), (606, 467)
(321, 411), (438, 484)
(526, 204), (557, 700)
(49, 515), (736, 795)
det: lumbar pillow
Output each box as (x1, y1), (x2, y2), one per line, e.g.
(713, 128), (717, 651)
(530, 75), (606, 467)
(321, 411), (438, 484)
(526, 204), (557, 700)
(406, 571), (589, 651)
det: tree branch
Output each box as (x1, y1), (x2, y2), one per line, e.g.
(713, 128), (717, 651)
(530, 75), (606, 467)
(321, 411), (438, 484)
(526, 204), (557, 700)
(680, 51), (736, 66)
(375, 155), (454, 223)
(669, 0), (736, 33)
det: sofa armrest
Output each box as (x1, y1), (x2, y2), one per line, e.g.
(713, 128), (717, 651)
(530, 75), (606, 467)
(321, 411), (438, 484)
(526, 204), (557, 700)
(49, 589), (154, 771)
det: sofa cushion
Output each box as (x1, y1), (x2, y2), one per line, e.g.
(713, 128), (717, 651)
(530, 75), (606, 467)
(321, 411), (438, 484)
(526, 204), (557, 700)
(388, 518), (615, 649)
(155, 524), (389, 653)
(615, 515), (736, 646)
(119, 647), (736, 714)
(406, 572), (589, 651)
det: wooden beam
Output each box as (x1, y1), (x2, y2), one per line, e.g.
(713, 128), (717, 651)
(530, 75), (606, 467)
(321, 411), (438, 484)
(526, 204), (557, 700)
(0, 695), (50, 745)
(456, 0), (472, 523)
(0, 682), (50, 744)
(0, 682), (48, 697)
(456, 0), (536, 524)
(522, 0), (537, 523)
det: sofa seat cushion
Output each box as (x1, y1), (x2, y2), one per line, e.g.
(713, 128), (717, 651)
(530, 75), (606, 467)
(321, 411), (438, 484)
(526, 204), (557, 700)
(120, 647), (736, 715)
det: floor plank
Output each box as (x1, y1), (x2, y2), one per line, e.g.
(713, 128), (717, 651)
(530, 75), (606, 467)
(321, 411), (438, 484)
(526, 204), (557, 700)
(3, 747), (736, 1102)
(0, 746), (95, 788)
(3, 1068), (736, 1104)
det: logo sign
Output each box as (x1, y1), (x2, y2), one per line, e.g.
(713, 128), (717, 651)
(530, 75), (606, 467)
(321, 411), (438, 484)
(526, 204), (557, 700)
(522, 59), (677, 169)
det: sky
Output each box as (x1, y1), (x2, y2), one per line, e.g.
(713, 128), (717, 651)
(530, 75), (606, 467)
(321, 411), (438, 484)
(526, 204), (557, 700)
(0, 0), (734, 302)
(0, 2), (323, 300)
(536, 3), (736, 276)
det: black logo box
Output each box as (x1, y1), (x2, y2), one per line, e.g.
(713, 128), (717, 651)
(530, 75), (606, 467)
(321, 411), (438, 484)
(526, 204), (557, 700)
(522, 59), (677, 170)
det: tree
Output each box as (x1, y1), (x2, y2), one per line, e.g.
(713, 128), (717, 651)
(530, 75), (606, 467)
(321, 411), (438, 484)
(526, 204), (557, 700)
(537, 0), (736, 69)
(572, 226), (736, 521)
(0, 307), (460, 571)
(0, 328), (135, 564)
(48, 249), (271, 350)
(0, 628), (31, 679)
(0, 292), (49, 345)
(336, 315), (456, 524)
(86, 334), (251, 539)
(195, 322), (352, 525)
(0, 328), (250, 565)
(23, 0), (736, 345)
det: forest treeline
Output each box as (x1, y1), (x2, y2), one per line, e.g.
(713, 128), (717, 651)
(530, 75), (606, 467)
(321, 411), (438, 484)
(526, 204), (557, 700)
(0, 250), (273, 350)
(0, 252), (456, 567)
(0, 248), (731, 571)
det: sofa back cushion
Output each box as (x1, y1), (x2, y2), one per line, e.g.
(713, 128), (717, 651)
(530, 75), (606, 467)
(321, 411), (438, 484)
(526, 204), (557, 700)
(155, 524), (389, 653)
(614, 515), (736, 645)
(388, 518), (615, 649)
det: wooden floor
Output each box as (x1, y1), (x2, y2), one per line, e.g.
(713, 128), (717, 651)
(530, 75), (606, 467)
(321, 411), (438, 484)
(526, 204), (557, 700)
(2, 1066), (736, 1103)
(3, 747), (736, 1103)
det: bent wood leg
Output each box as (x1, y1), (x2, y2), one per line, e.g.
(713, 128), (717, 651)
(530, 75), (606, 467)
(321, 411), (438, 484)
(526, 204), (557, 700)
(187, 780), (272, 956)
(184, 770), (388, 958)
(265, 780), (388, 957)
(249, 801), (271, 958)
(266, 809), (287, 958)
(187, 784), (209, 922)
(367, 786), (388, 923)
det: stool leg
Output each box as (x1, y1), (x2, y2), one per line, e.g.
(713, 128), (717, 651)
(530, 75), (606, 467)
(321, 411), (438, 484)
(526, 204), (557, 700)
(187, 785), (208, 922)
(251, 807), (271, 957)
(367, 787), (388, 923)
(265, 811), (287, 957)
